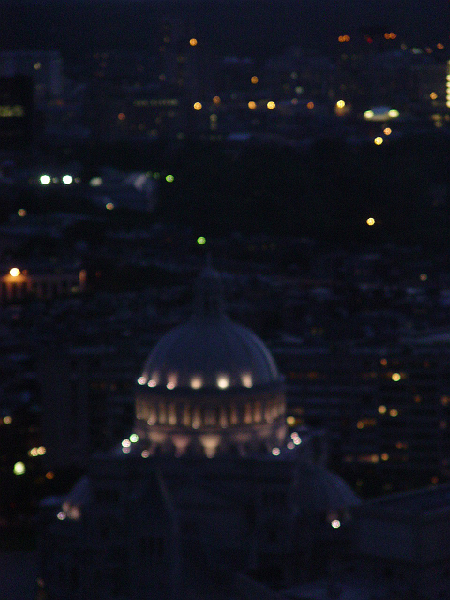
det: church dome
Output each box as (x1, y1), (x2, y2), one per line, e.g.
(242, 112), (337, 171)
(134, 266), (286, 458)
(138, 267), (281, 392)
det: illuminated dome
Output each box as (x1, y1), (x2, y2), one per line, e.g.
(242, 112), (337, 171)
(135, 267), (286, 457)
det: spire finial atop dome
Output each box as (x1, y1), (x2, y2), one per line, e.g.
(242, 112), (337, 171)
(193, 259), (225, 317)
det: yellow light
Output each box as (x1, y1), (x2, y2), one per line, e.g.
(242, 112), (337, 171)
(267, 101), (276, 110)
(197, 236), (206, 245)
(430, 92), (438, 100)
(34, 62), (41, 70)
(189, 38), (198, 46)
(241, 373), (252, 388)
(389, 409), (398, 417)
(40, 175), (51, 185)
(251, 76), (259, 84)
(357, 421), (364, 429)
(331, 519), (341, 529)
(374, 137), (383, 145)
(381, 453), (389, 461)
(217, 376), (229, 389)
(383, 127), (392, 135)
(306, 101), (314, 110)
(9, 268), (20, 277)
(391, 373), (401, 382)
(437, 43), (444, 50)
(388, 109), (399, 118)
(3, 416), (12, 424)
(118, 112), (125, 121)
(378, 405), (387, 414)
(336, 100), (346, 108)
(37, 446), (46, 455)
(191, 377), (202, 389)
(213, 96), (221, 105)
(105, 202), (114, 210)
(18, 209), (26, 217)
(286, 416), (296, 426)
(193, 102), (202, 110)
(366, 217), (375, 226)
(364, 110), (374, 120)
(13, 462), (25, 476)
(420, 273), (427, 281)
(248, 101), (256, 110)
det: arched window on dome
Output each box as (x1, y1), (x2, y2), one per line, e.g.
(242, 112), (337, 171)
(254, 401), (262, 423)
(136, 399), (149, 421)
(147, 404), (157, 425)
(158, 402), (167, 424)
(244, 403), (252, 424)
(168, 403), (177, 425)
(230, 404), (238, 425)
(265, 401), (274, 423)
(204, 408), (216, 426)
(183, 404), (191, 426)
(219, 407), (228, 428)
(192, 407), (201, 429)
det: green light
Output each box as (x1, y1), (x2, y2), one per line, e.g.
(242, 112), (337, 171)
(153, 172), (160, 180)
(13, 461), (26, 476)
(197, 236), (206, 245)
(166, 174), (174, 183)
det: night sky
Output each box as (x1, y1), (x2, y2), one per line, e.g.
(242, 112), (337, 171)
(0, 0), (448, 56)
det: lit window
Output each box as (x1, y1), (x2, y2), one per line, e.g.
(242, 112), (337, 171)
(241, 373), (252, 388)
(217, 375), (229, 389)
(191, 376), (202, 389)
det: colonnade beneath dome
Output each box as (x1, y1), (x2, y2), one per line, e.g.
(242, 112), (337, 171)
(134, 389), (287, 457)
(136, 392), (285, 430)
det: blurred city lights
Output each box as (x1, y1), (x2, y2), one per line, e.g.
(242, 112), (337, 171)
(40, 175), (51, 185)
(62, 175), (73, 185)
(13, 462), (26, 476)
(267, 101), (276, 110)
(197, 236), (206, 245)
(166, 174), (174, 182)
(9, 268), (20, 277)
(251, 76), (259, 84)
(248, 101), (257, 110)
(193, 102), (202, 110)
(374, 137), (383, 145)
(336, 100), (346, 108)
(366, 218), (375, 226)
(189, 38), (198, 46)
